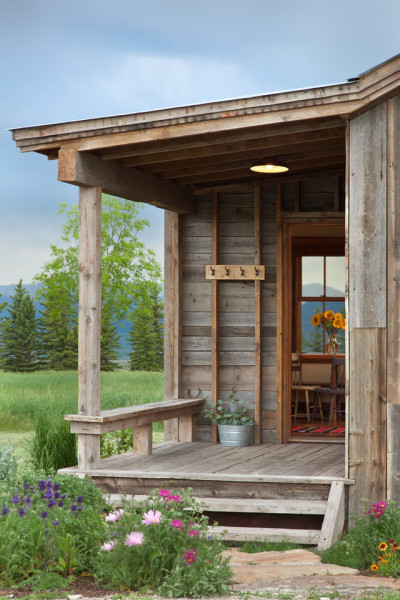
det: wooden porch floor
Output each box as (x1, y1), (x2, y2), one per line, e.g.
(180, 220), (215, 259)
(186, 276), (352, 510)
(60, 441), (348, 497)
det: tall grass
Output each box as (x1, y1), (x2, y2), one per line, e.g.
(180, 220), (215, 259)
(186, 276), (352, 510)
(0, 370), (164, 433)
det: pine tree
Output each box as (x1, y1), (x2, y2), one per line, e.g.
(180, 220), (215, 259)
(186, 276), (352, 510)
(129, 283), (164, 372)
(39, 306), (78, 370)
(0, 281), (41, 372)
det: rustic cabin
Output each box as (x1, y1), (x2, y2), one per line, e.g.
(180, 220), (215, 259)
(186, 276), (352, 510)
(10, 54), (400, 549)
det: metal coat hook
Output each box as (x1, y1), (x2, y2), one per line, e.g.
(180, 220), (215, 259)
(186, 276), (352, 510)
(255, 267), (259, 276)
(240, 266), (245, 276)
(225, 266), (230, 276)
(210, 267), (215, 276)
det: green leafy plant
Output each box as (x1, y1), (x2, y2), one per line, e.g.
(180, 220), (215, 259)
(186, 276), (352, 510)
(0, 472), (106, 587)
(320, 499), (400, 572)
(95, 487), (232, 597)
(0, 438), (18, 482)
(28, 413), (77, 473)
(203, 390), (254, 425)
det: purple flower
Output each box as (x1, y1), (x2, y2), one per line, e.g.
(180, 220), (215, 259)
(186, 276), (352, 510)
(77, 496), (84, 503)
(58, 501), (64, 507)
(11, 495), (19, 504)
(48, 499), (56, 507)
(43, 489), (52, 499)
(53, 520), (59, 526)
(38, 481), (46, 490)
(71, 504), (77, 512)
(18, 509), (25, 516)
(61, 494), (67, 499)
(54, 484), (60, 491)
(24, 483), (30, 490)
(54, 492), (60, 499)
(77, 506), (82, 512)
(41, 511), (48, 519)
(2, 507), (9, 515)
(25, 497), (31, 506)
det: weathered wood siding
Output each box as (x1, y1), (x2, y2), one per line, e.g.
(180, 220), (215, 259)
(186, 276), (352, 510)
(348, 96), (400, 515)
(179, 188), (277, 441)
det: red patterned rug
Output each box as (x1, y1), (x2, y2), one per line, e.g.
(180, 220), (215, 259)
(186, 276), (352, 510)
(291, 425), (345, 435)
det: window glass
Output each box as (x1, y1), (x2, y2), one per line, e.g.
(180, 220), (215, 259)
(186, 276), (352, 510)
(326, 257), (345, 296)
(302, 257), (324, 297)
(302, 301), (324, 352)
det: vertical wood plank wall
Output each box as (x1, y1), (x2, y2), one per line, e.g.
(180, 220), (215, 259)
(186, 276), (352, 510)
(179, 187), (277, 442)
(348, 97), (400, 515)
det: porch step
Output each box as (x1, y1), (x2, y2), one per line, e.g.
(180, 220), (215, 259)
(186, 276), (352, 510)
(106, 480), (345, 549)
(212, 526), (320, 545)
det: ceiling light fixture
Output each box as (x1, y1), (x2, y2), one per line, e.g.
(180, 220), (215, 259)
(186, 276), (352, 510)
(250, 158), (289, 174)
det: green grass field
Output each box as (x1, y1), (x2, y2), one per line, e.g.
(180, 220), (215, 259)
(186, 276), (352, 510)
(0, 370), (165, 460)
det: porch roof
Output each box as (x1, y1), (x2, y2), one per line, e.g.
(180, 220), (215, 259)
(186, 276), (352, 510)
(10, 54), (400, 206)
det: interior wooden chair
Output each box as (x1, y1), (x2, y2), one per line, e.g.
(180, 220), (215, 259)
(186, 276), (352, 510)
(311, 357), (345, 425)
(291, 353), (320, 422)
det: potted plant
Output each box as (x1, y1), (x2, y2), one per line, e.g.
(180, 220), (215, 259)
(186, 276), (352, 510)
(203, 389), (255, 447)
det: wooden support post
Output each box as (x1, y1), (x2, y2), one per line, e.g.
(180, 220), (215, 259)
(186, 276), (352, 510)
(133, 425), (152, 455)
(178, 414), (196, 442)
(77, 186), (102, 470)
(254, 186), (262, 444)
(164, 211), (181, 441)
(211, 191), (219, 443)
(275, 184), (284, 443)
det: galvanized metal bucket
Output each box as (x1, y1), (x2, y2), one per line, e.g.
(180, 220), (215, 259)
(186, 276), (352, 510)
(217, 424), (254, 447)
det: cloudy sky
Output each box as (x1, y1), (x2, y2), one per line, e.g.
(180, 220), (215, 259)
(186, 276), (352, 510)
(1, 0), (399, 285)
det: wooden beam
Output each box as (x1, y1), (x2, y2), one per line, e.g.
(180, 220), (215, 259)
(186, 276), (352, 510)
(275, 184), (284, 444)
(254, 186), (262, 444)
(58, 149), (197, 215)
(211, 191), (219, 443)
(164, 212), (182, 441)
(77, 186), (102, 470)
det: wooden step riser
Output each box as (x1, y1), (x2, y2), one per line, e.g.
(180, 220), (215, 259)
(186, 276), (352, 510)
(213, 526), (320, 545)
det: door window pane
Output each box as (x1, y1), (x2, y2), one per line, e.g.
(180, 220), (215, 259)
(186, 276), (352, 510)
(302, 301), (324, 352)
(302, 257), (324, 297)
(326, 257), (345, 296)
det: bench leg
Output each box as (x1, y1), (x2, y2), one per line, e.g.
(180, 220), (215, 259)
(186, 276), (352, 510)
(178, 414), (195, 442)
(77, 434), (100, 470)
(133, 425), (152, 455)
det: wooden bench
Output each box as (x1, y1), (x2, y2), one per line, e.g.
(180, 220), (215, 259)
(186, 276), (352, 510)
(65, 398), (205, 456)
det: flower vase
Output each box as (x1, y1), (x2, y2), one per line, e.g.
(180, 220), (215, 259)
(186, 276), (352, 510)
(327, 332), (340, 355)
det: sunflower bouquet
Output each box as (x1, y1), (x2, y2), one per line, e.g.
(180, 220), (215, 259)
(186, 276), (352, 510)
(311, 309), (345, 354)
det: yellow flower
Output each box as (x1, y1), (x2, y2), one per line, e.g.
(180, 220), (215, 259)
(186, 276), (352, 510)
(341, 319), (346, 330)
(311, 315), (320, 326)
(379, 542), (388, 551)
(334, 312), (343, 320)
(333, 318), (342, 329)
(324, 310), (335, 321)
(371, 564), (378, 571)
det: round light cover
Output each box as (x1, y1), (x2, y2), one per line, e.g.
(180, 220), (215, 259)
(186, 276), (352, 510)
(250, 159), (288, 174)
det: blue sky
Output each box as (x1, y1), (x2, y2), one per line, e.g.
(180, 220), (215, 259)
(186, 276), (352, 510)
(1, 0), (399, 285)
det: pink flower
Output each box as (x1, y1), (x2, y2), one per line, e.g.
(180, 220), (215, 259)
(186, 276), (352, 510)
(101, 541), (115, 551)
(105, 509), (124, 522)
(125, 531), (144, 546)
(171, 519), (183, 529)
(167, 494), (181, 503)
(142, 509), (162, 525)
(159, 489), (171, 497)
(188, 529), (199, 536)
(184, 549), (197, 564)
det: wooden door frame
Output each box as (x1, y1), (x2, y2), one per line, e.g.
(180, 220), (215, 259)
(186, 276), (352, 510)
(277, 220), (345, 443)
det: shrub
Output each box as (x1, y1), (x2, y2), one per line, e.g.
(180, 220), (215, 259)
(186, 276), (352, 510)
(0, 472), (106, 588)
(0, 439), (18, 482)
(320, 499), (400, 572)
(28, 413), (77, 473)
(95, 487), (232, 597)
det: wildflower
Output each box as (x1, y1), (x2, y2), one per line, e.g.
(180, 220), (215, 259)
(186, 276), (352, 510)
(159, 489), (171, 497)
(77, 496), (84, 503)
(54, 483), (60, 492)
(58, 501), (64, 507)
(38, 480), (46, 490)
(18, 508), (25, 516)
(371, 564), (378, 571)
(379, 542), (388, 551)
(171, 519), (183, 529)
(71, 504), (77, 512)
(142, 509), (162, 525)
(125, 531), (144, 546)
(41, 511), (48, 519)
(54, 492), (61, 499)
(61, 494), (67, 499)
(184, 549), (197, 564)
(53, 520), (59, 526)
(188, 529), (199, 537)
(105, 509), (124, 522)
(2, 507), (9, 515)
(25, 497), (31, 506)
(48, 499), (57, 507)
(77, 506), (82, 512)
(11, 495), (19, 504)
(43, 489), (53, 499)
(101, 541), (116, 552)
(24, 483), (30, 490)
